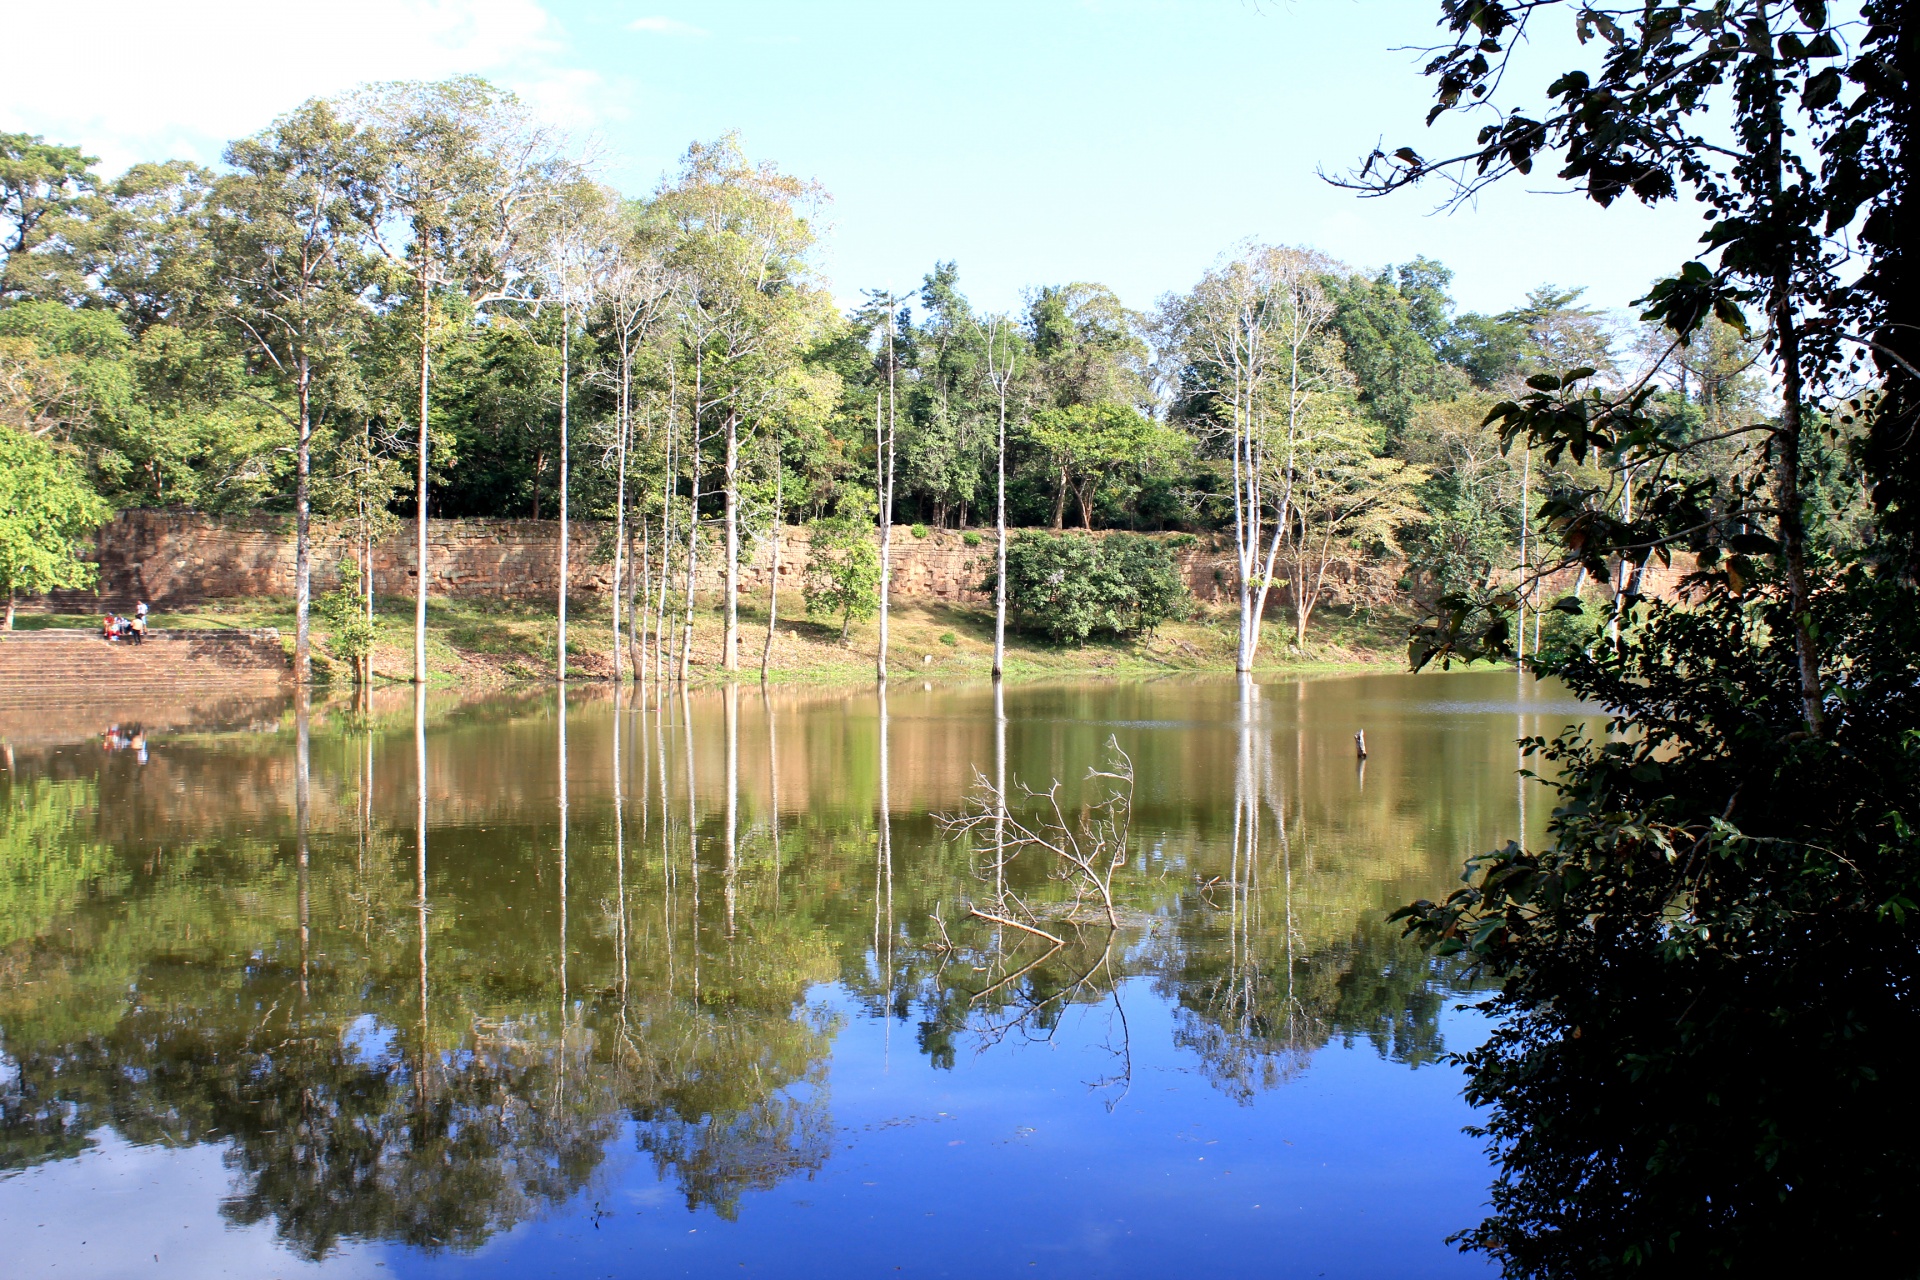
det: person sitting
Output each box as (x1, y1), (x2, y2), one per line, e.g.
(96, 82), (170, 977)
(102, 612), (119, 641)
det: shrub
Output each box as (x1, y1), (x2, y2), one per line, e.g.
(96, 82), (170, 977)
(939, 632), (957, 646)
(910, 523), (929, 539)
(804, 493), (881, 641)
(317, 581), (374, 680)
(961, 531), (982, 547)
(993, 532), (1189, 646)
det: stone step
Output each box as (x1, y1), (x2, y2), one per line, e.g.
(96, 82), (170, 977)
(0, 628), (291, 691)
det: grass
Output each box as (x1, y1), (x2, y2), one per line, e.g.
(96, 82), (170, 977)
(11, 591), (1413, 688)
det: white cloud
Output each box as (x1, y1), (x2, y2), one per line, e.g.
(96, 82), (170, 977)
(0, 0), (599, 173)
(627, 15), (709, 36)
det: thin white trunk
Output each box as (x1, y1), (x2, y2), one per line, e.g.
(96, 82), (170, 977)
(413, 272), (431, 685)
(723, 410), (739, 672)
(613, 344), (629, 683)
(294, 353), (312, 685)
(762, 457), (781, 681)
(557, 306), (570, 683)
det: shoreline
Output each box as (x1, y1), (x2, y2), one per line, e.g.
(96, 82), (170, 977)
(6, 595), (1421, 691)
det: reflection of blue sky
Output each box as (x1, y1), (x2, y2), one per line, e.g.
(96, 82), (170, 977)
(373, 983), (1494, 1279)
(0, 985), (1493, 1278)
(0, 1131), (388, 1279)
(341, 1013), (397, 1069)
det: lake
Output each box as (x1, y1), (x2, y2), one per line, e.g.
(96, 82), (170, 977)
(0, 670), (1604, 1278)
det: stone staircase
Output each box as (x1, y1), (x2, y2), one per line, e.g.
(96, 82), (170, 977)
(0, 628), (291, 708)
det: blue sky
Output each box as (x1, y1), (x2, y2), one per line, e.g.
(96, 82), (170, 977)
(4, 1), (1706, 319)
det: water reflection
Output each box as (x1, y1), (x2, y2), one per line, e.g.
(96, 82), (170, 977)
(0, 673), (1596, 1270)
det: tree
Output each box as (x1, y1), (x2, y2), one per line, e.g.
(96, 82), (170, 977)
(1022, 401), (1183, 530)
(1161, 243), (1346, 672)
(655, 134), (827, 676)
(596, 204), (675, 684)
(980, 313), (1024, 680)
(353, 76), (569, 685)
(0, 133), (99, 302)
(1273, 399), (1424, 647)
(1327, 260), (1467, 437)
(213, 98), (383, 684)
(0, 428), (107, 628)
(1347, 1), (1920, 1270)
(536, 179), (617, 684)
(1027, 281), (1149, 412)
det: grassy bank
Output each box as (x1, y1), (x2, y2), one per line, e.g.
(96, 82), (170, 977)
(13, 592), (1412, 687)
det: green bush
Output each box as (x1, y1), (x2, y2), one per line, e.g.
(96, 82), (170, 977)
(939, 631), (957, 646)
(316, 582), (374, 679)
(804, 493), (881, 641)
(961, 531), (982, 547)
(910, 523), (929, 539)
(993, 532), (1189, 646)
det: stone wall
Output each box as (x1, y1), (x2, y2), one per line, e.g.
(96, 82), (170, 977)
(31, 510), (1024, 610)
(24, 508), (1692, 614)
(29, 510), (1250, 611)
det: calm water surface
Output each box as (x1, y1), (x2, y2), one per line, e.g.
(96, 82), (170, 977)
(0, 671), (1602, 1278)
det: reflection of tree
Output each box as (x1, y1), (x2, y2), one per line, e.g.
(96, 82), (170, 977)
(0, 702), (847, 1255)
(0, 679), (1529, 1252)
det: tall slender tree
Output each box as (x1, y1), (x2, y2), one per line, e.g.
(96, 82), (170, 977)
(981, 314), (1020, 681)
(214, 99), (383, 684)
(655, 135), (826, 675)
(353, 77), (568, 684)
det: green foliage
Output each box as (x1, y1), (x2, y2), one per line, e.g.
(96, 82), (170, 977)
(1367, 0), (1920, 1270)
(961, 531), (980, 547)
(938, 631), (957, 646)
(0, 427), (108, 609)
(315, 579), (374, 667)
(996, 531), (1187, 646)
(803, 491), (880, 641)
(0, 132), (99, 302)
(909, 522), (928, 539)
(1327, 260), (1467, 436)
(1023, 401), (1184, 530)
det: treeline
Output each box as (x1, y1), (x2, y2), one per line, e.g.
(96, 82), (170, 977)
(0, 79), (1869, 676)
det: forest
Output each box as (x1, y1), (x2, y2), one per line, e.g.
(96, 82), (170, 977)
(1, 78), (1866, 681)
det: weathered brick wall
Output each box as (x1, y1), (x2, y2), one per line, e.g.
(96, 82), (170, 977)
(24, 509), (1692, 613)
(32, 510), (1015, 609)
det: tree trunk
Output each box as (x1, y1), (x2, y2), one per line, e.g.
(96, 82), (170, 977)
(1052, 468), (1068, 530)
(413, 272), (431, 686)
(1078, 478), (1096, 531)
(723, 408), (739, 673)
(1757, 10), (1825, 736)
(762, 458), (781, 682)
(679, 421), (700, 684)
(613, 346), (629, 684)
(877, 389), (892, 683)
(557, 308), (570, 684)
(5, 586), (13, 631)
(294, 352), (312, 685)
(993, 384), (1007, 681)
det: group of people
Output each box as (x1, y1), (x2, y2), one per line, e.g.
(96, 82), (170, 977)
(102, 601), (150, 644)
(102, 724), (148, 763)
